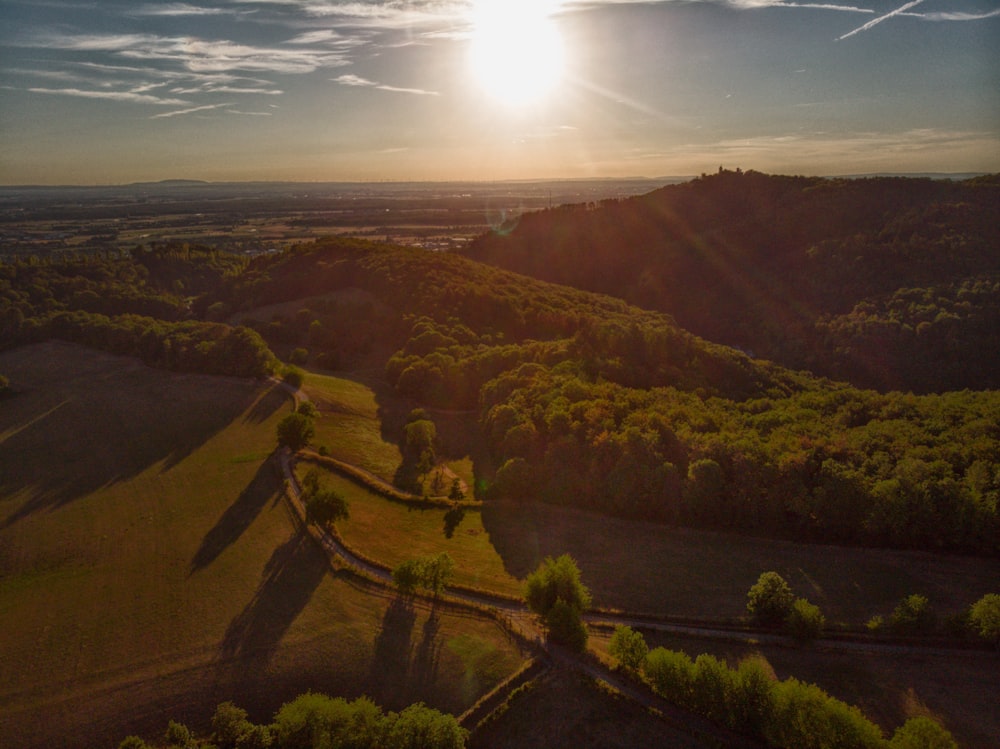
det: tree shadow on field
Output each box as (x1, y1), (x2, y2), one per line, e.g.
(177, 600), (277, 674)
(368, 595), (417, 703)
(412, 607), (443, 693)
(480, 500), (546, 580)
(220, 528), (327, 667)
(0, 346), (271, 529)
(190, 456), (281, 574)
(243, 384), (288, 425)
(367, 595), (447, 706)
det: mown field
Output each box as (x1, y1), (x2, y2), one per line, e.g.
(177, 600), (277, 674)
(0, 343), (526, 749)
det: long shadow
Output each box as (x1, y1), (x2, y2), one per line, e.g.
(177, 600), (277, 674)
(220, 529), (328, 666)
(480, 500), (546, 579)
(242, 384), (288, 425)
(368, 595), (417, 705)
(412, 607), (443, 692)
(443, 504), (465, 538)
(190, 456), (281, 574)
(0, 351), (273, 529)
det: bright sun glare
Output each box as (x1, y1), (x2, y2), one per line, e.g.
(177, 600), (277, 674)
(468, 0), (566, 107)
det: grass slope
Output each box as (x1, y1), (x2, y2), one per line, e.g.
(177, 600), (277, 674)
(0, 343), (525, 749)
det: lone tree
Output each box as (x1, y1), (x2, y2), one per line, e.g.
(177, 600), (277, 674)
(277, 412), (314, 452)
(392, 552), (455, 597)
(305, 487), (349, 528)
(524, 554), (591, 650)
(746, 571), (795, 628)
(300, 468), (349, 528)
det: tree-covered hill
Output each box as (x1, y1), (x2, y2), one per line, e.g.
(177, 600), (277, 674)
(224, 240), (1000, 554)
(3, 236), (998, 553)
(465, 170), (1000, 393)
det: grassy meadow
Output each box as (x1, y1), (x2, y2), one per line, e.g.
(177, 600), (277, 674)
(0, 343), (525, 749)
(297, 467), (522, 597)
(304, 370), (404, 483)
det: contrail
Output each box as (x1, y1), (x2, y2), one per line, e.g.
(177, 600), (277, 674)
(838, 0), (927, 40)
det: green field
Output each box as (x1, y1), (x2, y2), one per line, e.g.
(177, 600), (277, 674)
(303, 370), (405, 483)
(0, 343), (525, 749)
(297, 467), (522, 597)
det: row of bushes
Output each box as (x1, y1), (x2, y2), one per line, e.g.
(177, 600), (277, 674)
(607, 627), (958, 749)
(119, 693), (466, 749)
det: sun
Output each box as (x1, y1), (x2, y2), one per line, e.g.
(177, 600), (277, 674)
(468, 0), (566, 107)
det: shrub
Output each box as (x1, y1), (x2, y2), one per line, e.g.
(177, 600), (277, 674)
(891, 594), (936, 634)
(118, 738), (151, 749)
(609, 625), (648, 671)
(283, 367), (304, 389)
(296, 401), (318, 418)
(969, 593), (1000, 644)
(643, 648), (695, 708)
(164, 720), (193, 748)
(785, 598), (825, 642)
(305, 488), (350, 527)
(747, 571), (795, 627)
(731, 656), (775, 735)
(889, 716), (959, 749)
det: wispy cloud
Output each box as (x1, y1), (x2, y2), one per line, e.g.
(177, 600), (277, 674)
(902, 9), (1000, 22)
(27, 31), (353, 75)
(151, 102), (231, 118)
(26, 87), (190, 105)
(333, 73), (439, 95)
(838, 0), (926, 39)
(129, 3), (231, 17)
(726, 1), (873, 10)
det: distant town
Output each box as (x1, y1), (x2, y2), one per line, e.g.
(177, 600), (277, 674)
(0, 178), (672, 259)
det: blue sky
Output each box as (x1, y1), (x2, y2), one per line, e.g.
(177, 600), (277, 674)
(1, 0), (997, 184)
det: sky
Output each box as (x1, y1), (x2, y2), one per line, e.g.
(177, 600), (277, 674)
(1, 0), (998, 184)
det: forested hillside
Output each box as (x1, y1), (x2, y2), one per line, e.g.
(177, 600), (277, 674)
(466, 170), (1000, 393)
(3, 229), (999, 554)
(223, 240), (1000, 554)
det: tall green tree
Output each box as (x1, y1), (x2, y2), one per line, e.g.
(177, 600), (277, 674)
(277, 412), (314, 451)
(524, 554), (591, 651)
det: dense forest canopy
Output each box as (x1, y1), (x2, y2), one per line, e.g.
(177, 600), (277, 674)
(466, 170), (1000, 393)
(2, 175), (998, 554)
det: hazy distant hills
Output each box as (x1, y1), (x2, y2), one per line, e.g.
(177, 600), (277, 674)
(466, 170), (1000, 393)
